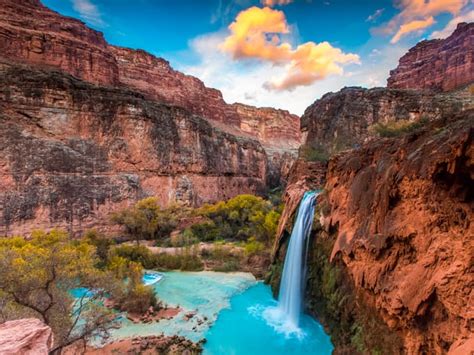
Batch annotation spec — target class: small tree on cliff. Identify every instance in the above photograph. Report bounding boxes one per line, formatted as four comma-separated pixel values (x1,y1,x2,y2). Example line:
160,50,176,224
0,230,119,353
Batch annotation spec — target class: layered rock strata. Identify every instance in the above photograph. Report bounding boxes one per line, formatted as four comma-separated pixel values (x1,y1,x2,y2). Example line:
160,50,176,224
387,22,474,92
0,62,267,235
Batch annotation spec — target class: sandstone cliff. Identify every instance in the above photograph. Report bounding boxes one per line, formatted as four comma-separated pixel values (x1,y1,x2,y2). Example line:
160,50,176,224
0,62,267,235
0,0,301,235
0,0,300,165
300,86,472,154
388,22,473,92
271,21,474,354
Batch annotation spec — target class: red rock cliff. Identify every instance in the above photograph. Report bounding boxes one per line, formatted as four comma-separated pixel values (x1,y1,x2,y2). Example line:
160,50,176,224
0,0,300,155
0,62,268,235
0,0,301,235
387,22,474,92
320,111,473,354
272,25,474,354
0,0,119,85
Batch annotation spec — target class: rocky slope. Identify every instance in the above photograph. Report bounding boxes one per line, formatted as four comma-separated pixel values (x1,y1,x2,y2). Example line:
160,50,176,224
0,0,301,235
388,22,473,92
272,21,474,354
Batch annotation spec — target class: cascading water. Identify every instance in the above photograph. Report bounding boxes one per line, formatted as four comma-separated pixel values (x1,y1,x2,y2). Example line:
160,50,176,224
278,191,317,327
263,191,318,338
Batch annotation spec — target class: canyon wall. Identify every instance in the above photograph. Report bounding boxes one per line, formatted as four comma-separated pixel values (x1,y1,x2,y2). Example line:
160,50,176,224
0,0,301,235
272,21,474,354
300,86,472,154
0,0,300,155
0,62,267,235
387,22,473,92
315,111,473,354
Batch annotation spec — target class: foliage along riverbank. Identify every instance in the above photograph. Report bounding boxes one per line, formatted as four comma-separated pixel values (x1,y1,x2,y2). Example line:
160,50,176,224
0,193,282,351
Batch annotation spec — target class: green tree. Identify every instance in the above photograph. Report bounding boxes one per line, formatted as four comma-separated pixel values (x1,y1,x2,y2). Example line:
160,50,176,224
111,197,181,245
0,230,118,353
196,194,280,244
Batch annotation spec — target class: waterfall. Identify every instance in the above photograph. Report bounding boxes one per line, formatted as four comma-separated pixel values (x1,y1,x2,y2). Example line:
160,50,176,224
278,191,317,329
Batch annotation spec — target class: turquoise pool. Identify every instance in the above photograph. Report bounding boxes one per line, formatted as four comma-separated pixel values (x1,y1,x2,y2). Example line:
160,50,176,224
86,271,333,354
204,282,333,355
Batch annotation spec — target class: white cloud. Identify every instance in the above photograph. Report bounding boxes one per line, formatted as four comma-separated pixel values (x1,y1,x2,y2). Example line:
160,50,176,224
430,9,474,38
176,31,408,116
72,0,105,27
366,8,385,22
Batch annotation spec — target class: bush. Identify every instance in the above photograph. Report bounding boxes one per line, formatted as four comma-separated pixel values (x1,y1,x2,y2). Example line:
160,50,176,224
369,117,428,138
112,261,157,314
300,144,329,162
84,229,113,268
213,260,240,272
121,283,157,314
196,194,280,244
243,237,266,256
110,245,157,269
111,197,181,244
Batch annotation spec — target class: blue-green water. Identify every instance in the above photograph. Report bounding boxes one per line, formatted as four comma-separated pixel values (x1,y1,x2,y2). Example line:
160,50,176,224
86,271,332,354
204,282,333,355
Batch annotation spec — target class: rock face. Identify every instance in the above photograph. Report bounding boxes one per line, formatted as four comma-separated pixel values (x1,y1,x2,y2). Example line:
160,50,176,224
0,0,301,235
319,112,473,354
272,25,474,354
0,0,119,86
300,86,472,153
0,318,53,354
387,22,474,92
0,62,267,235
0,0,300,164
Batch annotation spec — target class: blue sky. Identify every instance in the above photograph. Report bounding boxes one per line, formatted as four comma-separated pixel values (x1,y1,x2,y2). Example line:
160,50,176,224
42,0,473,114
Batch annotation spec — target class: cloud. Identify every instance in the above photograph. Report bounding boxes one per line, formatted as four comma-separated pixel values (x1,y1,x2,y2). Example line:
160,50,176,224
430,8,474,38
391,16,436,43
72,0,104,26
220,6,360,91
366,8,385,22
380,0,468,43
177,29,405,116
261,0,293,6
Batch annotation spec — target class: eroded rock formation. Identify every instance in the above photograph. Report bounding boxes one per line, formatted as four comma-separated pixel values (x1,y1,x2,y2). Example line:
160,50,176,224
272,22,474,354
0,62,267,235
0,318,53,354
0,0,301,235
301,86,472,154
388,22,474,92
321,112,473,353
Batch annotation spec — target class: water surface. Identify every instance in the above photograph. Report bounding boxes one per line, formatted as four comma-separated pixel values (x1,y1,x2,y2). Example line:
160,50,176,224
204,282,333,355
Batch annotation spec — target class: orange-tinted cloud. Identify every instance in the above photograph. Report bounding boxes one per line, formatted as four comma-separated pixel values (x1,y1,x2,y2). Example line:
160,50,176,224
261,0,293,6
221,6,360,91
384,0,468,43
391,16,435,43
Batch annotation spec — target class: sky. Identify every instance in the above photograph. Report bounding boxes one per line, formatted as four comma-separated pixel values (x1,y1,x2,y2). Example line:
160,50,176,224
42,0,473,115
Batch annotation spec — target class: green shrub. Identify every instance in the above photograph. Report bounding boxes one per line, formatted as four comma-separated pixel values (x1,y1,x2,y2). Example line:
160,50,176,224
111,197,181,244
84,229,113,268
110,245,157,269
369,117,428,138
196,194,280,244
213,260,240,272
113,261,157,314
243,237,266,256
300,144,330,162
